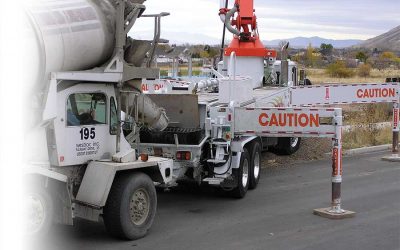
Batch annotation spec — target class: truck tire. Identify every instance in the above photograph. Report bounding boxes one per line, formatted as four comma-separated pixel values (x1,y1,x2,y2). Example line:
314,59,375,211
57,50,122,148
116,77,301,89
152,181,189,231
104,172,157,240
304,78,312,85
249,141,262,189
230,148,250,198
26,187,54,238
276,137,301,155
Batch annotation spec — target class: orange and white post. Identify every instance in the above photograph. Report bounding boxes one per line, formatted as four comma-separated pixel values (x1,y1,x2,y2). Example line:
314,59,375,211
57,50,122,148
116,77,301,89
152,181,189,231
381,86,400,161
391,102,399,156
313,108,355,218
330,111,343,214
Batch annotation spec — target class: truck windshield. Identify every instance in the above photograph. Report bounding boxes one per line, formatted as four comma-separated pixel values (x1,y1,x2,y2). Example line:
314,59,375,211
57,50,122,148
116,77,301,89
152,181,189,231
67,93,107,126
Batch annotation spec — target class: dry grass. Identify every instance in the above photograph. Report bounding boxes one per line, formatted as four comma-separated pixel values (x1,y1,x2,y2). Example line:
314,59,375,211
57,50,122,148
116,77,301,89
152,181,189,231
343,103,392,124
343,127,392,150
342,103,393,149
307,68,400,85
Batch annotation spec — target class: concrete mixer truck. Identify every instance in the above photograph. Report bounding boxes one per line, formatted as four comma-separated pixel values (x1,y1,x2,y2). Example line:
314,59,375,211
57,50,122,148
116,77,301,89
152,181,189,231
24,0,174,240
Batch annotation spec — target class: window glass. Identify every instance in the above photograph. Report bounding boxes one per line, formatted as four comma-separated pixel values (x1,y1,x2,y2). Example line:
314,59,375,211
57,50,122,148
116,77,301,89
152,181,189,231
110,97,118,135
66,93,107,126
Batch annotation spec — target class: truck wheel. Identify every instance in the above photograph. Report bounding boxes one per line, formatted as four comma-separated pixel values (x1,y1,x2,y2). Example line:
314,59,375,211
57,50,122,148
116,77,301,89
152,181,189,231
304,78,312,85
249,141,262,189
230,148,250,198
276,137,301,155
104,172,157,240
26,187,54,238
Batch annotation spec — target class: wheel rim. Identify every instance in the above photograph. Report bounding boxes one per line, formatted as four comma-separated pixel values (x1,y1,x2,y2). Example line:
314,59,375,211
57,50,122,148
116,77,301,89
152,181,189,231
27,194,46,234
242,158,249,187
129,188,150,226
290,137,299,148
253,151,260,180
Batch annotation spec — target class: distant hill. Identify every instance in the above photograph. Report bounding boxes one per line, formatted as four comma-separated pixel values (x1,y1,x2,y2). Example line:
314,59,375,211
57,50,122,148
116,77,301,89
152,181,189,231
264,36,363,49
357,26,400,51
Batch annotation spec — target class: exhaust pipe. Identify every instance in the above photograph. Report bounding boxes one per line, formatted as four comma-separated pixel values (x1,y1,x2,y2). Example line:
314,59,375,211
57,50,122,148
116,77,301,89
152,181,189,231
280,42,290,85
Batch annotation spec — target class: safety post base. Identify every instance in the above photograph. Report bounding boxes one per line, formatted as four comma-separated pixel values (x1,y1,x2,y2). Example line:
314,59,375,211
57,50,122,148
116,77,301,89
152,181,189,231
313,207,356,219
381,154,400,162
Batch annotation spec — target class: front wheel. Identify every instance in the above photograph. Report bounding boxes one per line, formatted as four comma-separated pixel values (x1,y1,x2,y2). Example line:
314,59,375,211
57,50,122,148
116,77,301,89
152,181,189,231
229,148,250,198
25,187,54,238
104,172,157,240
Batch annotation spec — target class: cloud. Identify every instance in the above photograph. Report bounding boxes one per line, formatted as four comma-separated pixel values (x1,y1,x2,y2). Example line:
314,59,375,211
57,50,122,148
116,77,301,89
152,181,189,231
129,0,399,42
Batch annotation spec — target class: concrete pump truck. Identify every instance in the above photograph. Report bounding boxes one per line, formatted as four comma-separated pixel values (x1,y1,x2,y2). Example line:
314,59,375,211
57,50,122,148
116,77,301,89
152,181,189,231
24,0,306,240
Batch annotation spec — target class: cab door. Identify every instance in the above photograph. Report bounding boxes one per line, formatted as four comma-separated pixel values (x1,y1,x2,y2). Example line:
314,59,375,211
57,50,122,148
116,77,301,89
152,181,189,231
54,83,117,166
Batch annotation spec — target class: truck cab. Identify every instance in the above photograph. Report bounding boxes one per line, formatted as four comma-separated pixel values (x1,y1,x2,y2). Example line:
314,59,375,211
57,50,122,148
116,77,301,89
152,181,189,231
49,83,130,166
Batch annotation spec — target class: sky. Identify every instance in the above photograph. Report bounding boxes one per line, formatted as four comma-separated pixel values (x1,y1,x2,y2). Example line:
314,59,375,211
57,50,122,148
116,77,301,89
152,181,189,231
130,0,400,44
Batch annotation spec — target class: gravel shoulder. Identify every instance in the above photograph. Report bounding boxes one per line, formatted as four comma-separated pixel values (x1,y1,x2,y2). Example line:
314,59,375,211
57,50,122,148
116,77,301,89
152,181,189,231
262,138,332,168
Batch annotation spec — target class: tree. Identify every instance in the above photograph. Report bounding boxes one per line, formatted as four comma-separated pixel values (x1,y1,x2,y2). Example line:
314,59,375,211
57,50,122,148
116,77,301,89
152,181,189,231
355,51,368,63
380,51,396,60
358,64,372,77
395,57,400,68
320,43,333,56
375,51,397,70
199,50,210,58
199,45,219,59
208,47,219,58
305,43,317,67
326,61,354,78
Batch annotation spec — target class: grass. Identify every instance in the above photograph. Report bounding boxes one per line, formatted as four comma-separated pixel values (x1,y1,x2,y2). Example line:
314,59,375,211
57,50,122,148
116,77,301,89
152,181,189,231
343,103,392,124
307,68,400,84
343,126,392,150
342,103,394,149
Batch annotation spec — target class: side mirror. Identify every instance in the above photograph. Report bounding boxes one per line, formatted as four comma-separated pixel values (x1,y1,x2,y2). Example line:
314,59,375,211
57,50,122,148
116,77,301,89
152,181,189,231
110,124,118,135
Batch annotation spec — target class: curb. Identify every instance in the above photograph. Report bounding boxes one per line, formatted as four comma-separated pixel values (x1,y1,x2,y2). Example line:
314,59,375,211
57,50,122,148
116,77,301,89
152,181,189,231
344,144,392,156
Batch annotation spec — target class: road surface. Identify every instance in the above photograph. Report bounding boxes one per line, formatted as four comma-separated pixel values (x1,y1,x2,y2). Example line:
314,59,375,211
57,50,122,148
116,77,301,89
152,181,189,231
36,151,400,250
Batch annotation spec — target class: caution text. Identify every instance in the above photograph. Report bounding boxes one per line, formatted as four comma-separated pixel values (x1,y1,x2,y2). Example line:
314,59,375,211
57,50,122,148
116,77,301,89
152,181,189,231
356,88,396,99
259,113,320,128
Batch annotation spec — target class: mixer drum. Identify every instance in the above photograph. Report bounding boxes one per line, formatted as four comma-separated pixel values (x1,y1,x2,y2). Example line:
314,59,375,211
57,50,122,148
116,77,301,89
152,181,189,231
24,0,117,93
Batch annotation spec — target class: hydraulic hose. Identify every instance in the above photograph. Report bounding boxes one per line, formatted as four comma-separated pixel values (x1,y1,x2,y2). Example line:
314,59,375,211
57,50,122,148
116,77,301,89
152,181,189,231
224,6,240,36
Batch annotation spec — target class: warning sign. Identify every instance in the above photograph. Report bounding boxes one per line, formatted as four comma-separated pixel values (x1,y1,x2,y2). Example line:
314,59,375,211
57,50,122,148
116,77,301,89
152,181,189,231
258,112,319,128
234,107,339,137
291,83,399,106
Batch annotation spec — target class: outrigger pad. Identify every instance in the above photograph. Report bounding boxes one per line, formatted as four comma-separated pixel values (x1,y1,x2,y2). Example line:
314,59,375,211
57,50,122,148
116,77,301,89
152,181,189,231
313,208,356,219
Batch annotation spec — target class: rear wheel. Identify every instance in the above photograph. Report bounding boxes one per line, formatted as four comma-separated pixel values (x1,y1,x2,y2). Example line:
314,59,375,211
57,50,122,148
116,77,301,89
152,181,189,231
249,141,262,189
275,137,301,155
230,148,250,198
104,172,157,240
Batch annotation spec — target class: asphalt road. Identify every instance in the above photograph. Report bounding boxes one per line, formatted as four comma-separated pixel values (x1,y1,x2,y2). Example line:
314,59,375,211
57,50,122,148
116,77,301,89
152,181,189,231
37,151,400,250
